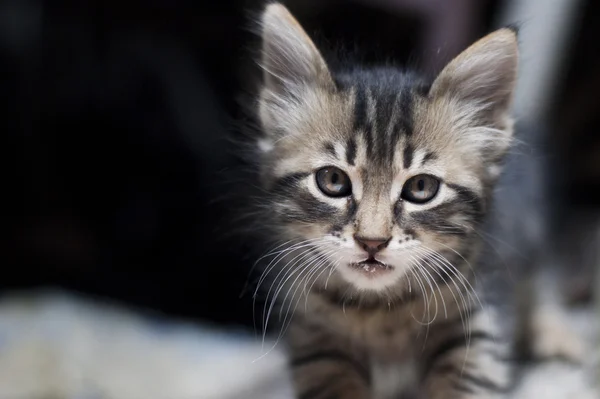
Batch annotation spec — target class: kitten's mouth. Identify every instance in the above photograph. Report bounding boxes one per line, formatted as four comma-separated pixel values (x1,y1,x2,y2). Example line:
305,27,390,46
349,257,393,276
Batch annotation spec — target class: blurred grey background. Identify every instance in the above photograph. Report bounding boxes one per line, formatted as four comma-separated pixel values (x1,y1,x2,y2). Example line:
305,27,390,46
2,0,599,397
3,0,598,344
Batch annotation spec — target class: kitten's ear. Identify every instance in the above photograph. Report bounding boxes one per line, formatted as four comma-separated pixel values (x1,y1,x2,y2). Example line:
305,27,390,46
260,3,333,94
429,28,519,118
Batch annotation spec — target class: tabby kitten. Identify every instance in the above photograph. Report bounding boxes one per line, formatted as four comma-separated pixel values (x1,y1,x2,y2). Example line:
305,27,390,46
253,4,518,398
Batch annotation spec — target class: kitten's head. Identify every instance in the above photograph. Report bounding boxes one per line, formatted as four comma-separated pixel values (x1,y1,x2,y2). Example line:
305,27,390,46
255,4,518,294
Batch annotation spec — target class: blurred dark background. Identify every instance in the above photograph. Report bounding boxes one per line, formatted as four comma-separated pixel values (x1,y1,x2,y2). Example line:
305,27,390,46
4,0,599,328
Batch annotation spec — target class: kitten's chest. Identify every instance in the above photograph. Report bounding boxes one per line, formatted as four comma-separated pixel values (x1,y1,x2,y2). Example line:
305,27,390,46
303,294,433,397
307,294,420,359
371,358,419,399
324,306,422,398
360,310,417,360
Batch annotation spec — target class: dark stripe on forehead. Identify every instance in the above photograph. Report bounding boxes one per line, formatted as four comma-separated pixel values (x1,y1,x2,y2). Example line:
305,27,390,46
388,117,402,163
399,86,414,136
353,85,368,131
324,142,336,157
364,122,374,158
388,88,413,162
422,151,437,165
346,137,357,165
374,92,396,161
353,85,375,158
375,92,394,131
403,142,414,169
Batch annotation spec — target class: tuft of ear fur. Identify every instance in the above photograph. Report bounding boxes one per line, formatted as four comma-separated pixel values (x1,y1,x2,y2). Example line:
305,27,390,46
259,3,333,94
430,28,519,124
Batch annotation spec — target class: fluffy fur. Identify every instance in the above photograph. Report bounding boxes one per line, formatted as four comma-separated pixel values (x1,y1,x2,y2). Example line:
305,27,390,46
252,3,519,398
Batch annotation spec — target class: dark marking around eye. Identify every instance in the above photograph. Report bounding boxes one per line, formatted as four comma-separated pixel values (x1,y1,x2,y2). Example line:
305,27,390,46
272,172,310,194
402,174,439,203
410,184,483,236
324,142,336,157
422,151,437,165
393,200,403,222
411,209,468,236
346,137,357,166
330,197,357,233
446,183,484,216
403,142,414,169
285,191,339,223
346,197,357,219
316,167,352,197
272,172,342,224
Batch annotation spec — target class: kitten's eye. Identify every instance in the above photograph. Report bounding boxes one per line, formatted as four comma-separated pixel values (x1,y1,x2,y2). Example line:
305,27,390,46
401,175,440,204
316,167,352,197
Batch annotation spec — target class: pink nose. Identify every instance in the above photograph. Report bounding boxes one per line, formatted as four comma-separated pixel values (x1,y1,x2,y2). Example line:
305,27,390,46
353,235,391,255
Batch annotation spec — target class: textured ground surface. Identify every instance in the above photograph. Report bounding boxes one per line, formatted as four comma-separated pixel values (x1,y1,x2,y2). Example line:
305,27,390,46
0,290,595,399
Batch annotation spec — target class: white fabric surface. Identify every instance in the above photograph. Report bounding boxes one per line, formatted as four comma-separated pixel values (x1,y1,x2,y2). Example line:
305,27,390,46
0,291,293,399
0,290,595,399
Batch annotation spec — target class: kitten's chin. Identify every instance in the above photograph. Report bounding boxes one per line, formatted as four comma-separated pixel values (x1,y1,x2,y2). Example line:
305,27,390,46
338,261,408,291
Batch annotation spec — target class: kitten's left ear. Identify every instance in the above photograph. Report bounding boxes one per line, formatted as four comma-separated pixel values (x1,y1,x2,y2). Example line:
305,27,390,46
259,3,334,94
429,28,519,120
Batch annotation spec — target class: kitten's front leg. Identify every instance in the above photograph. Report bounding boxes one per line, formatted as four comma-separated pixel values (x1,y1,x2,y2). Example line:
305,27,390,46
288,316,371,399
420,310,512,399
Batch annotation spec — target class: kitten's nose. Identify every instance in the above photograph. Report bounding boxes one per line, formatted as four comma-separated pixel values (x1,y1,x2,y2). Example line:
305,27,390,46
354,235,391,255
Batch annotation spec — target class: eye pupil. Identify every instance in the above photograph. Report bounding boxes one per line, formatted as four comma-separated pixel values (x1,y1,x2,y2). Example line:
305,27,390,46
316,167,352,197
401,174,440,204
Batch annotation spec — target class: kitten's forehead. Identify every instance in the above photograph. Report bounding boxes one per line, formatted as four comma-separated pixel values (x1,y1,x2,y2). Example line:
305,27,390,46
270,67,487,193
277,70,428,163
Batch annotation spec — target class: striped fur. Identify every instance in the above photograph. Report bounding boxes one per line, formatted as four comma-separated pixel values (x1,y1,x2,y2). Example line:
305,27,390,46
253,4,519,399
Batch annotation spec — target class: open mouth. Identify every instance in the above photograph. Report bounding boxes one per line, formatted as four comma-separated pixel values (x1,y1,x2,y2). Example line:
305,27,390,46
350,257,393,274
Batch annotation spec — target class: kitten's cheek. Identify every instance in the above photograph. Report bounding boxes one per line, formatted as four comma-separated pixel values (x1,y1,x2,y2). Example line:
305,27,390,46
335,252,358,265
327,236,356,249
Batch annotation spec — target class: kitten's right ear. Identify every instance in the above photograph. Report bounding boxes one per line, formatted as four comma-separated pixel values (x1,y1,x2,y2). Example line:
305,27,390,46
429,28,519,118
259,3,333,94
